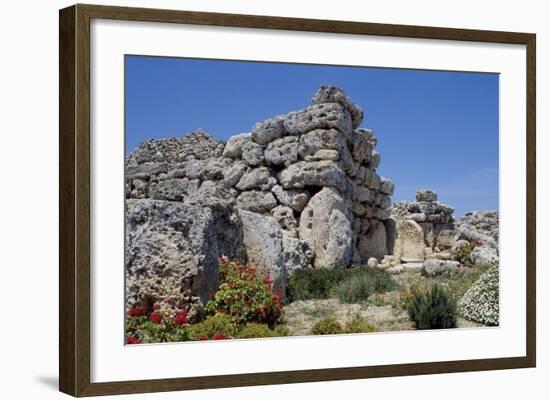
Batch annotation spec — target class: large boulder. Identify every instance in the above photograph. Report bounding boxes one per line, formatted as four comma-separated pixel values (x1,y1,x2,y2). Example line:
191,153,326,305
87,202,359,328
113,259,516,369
423,259,460,276
222,133,251,159
239,209,286,293
150,178,199,201
264,136,299,166
310,85,363,129
416,189,438,202
471,246,499,266
222,162,248,187
125,199,244,310
127,162,168,180
271,185,310,212
284,103,353,135
241,141,265,166
299,187,353,267
236,190,277,214
278,161,348,192
251,115,287,145
235,167,276,191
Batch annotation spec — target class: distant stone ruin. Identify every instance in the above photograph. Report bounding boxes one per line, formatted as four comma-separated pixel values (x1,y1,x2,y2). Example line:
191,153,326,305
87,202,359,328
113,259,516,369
124,85,498,315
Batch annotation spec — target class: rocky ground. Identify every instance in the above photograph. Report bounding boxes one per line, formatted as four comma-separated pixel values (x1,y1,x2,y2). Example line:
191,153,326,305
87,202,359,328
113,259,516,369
283,267,487,336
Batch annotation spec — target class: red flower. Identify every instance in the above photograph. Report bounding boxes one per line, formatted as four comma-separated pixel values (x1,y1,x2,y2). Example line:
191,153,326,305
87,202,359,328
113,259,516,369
150,313,162,324
126,336,141,344
174,310,188,325
153,303,161,310
212,333,229,340
128,304,147,317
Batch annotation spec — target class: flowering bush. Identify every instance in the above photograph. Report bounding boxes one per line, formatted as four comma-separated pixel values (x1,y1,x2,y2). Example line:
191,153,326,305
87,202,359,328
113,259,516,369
458,265,499,326
206,258,284,328
125,300,192,344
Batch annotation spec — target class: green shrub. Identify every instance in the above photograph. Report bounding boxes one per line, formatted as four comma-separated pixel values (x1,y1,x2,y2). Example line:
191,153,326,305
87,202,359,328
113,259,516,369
287,267,348,301
371,293,386,307
458,265,499,326
332,274,372,303
237,323,277,339
406,284,458,329
206,258,284,328
273,325,291,337
352,266,397,293
189,314,236,340
454,242,474,265
311,317,344,335
344,314,377,333
441,262,492,299
287,266,397,303
236,323,290,339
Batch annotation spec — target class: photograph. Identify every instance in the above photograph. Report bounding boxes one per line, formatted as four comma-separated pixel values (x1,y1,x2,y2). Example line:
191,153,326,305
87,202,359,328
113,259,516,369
124,55,500,344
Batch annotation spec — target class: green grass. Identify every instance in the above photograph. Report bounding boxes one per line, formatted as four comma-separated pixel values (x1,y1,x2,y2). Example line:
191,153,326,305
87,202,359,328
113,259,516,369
287,265,397,303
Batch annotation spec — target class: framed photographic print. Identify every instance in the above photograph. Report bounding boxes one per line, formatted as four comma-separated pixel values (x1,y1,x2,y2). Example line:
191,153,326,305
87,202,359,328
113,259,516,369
59,4,536,397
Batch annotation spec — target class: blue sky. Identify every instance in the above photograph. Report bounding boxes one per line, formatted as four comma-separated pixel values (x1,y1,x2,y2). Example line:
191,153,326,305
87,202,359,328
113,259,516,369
125,56,499,216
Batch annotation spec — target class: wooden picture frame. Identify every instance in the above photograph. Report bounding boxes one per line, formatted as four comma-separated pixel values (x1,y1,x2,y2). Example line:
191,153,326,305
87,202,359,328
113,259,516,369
59,3,536,397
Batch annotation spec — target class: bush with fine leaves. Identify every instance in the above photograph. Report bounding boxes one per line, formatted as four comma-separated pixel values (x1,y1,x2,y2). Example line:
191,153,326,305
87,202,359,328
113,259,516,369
287,267,349,301
407,284,458,329
311,317,344,335
287,266,396,302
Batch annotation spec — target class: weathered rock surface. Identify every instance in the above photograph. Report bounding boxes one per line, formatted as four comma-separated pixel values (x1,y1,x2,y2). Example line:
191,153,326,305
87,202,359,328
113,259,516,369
392,219,425,260
423,259,460,276
284,103,352,136
387,191,499,272
310,85,364,129
125,198,244,312
299,187,354,267
271,185,310,212
251,115,287,145
389,191,455,253
236,190,277,214
222,133,251,159
125,86,395,307
239,209,314,297
265,136,299,166
127,130,224,165
278,161,347,191
239,209,286,292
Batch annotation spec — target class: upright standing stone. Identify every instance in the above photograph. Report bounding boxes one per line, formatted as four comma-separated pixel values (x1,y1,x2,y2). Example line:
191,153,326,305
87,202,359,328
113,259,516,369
299,187,353,268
